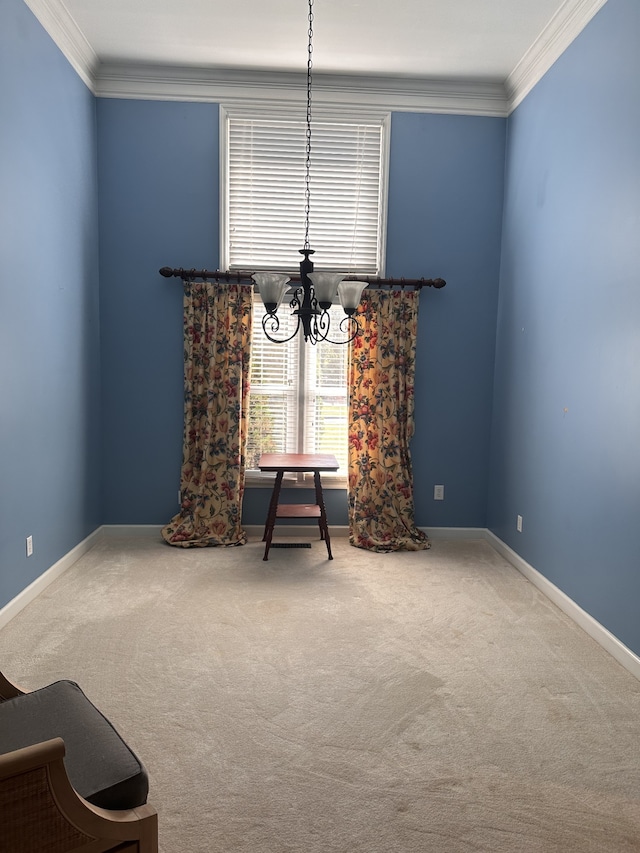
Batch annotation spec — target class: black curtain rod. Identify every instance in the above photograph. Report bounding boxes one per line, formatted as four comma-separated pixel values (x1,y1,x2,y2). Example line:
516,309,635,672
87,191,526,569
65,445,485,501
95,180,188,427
159,267,446,290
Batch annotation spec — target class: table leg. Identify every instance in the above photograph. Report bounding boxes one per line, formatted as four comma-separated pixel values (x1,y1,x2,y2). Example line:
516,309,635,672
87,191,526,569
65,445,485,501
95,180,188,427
263,470,284,561
314,470,333,560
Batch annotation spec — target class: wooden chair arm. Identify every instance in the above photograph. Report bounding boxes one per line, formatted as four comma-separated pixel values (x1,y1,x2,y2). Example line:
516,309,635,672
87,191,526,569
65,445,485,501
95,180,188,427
0,738,158,853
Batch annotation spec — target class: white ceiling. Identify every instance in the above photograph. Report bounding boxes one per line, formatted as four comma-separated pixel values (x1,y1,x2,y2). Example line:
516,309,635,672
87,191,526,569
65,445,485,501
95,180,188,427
25,0,607,112
48,0,581,79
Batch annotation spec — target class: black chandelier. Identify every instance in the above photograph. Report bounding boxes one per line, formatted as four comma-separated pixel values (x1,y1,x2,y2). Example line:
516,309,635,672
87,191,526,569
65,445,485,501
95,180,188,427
251,0,367,345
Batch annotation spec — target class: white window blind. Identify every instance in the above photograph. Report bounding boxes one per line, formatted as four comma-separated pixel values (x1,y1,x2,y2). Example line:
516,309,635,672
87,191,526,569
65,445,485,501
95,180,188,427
224,111,386,274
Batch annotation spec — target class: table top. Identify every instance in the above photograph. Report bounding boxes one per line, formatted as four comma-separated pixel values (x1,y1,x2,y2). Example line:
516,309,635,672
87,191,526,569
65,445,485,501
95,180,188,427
258,453,339,472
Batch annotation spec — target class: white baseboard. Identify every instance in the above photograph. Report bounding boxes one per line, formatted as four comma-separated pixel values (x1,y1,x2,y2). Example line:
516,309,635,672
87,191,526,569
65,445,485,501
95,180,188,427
423,526,488,540
485,530,640,682
0,527,104,631
101,524,163,538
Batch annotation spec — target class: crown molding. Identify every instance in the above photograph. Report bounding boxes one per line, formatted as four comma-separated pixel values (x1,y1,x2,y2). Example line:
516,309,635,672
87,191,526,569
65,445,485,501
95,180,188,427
506,0,609,112
23,0,99,90
95,64,509,117
23,0,608,117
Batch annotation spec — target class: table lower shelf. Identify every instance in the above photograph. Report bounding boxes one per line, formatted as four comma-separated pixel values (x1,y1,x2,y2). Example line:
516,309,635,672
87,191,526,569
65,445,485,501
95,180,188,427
275,504,321,519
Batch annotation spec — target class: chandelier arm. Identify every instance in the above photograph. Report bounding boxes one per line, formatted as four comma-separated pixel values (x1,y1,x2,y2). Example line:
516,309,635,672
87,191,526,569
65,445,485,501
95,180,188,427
262,312,302,345
312,309,331,342
313,315,362,345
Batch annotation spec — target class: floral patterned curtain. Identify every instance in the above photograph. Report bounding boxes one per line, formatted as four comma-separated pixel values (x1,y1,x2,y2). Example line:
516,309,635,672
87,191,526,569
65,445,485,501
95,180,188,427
162,281,253,548
348,289,430,552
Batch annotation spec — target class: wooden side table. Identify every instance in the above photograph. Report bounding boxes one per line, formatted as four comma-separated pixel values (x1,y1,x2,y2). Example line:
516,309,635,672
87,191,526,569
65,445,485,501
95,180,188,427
258,453,339,561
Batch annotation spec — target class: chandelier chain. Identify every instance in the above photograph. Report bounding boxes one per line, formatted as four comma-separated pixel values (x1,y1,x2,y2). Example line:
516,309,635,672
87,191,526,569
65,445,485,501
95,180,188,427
304,0,314,251
253,0,364,345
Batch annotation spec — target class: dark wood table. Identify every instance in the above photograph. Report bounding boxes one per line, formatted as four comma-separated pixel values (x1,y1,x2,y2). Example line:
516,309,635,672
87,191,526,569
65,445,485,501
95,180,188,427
258,453,339,561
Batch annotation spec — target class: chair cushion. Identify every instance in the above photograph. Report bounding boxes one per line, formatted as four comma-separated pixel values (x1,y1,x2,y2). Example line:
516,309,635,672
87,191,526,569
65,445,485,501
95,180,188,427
0,680,148,810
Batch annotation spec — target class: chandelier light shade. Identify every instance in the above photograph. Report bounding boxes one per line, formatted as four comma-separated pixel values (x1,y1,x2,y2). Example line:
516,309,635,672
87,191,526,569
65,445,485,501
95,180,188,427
251,273,290,313
307,272,345,310
337,280,369,315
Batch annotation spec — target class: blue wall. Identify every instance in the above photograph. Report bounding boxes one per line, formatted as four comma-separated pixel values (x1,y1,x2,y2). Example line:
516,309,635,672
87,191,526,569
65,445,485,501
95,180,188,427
97,99,219,524
387,113,505,528
488,0,640,653
0,0,101,609
97,103,505,528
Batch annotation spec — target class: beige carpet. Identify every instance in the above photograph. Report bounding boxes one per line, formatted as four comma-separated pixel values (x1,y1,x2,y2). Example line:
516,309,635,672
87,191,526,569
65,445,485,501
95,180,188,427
2,533,640,852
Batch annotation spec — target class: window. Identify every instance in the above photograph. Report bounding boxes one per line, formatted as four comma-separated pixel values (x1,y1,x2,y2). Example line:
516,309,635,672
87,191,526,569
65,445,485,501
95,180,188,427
246,299,350,483
221,104,389,483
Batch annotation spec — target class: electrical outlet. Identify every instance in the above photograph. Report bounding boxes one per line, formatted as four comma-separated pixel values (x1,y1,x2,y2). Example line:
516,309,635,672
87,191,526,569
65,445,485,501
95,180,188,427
517,515,523,533
26,535,33,557
434,484,445,501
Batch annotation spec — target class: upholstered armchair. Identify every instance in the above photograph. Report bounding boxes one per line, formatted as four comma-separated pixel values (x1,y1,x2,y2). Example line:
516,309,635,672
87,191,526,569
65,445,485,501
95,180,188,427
0,669,158,853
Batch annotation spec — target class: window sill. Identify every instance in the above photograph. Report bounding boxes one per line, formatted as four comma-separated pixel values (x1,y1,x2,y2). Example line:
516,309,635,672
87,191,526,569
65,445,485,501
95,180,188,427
245,472,347,490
